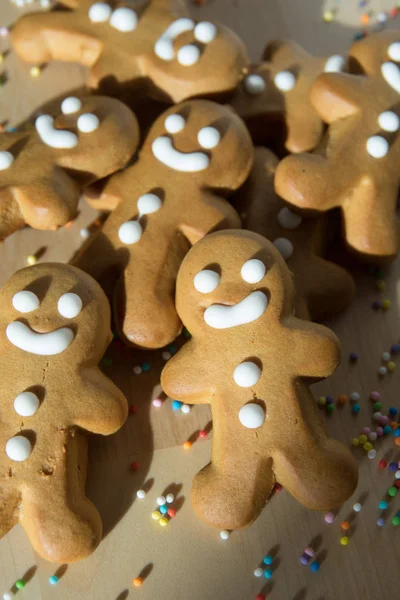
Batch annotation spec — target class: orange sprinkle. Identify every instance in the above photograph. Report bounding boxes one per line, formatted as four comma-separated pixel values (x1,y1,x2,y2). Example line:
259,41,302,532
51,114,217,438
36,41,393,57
183,441,192,450
64,220,73,228
337,394,348,406
395,438,400,446
133,577,143,588
391,421,398,429
341,520,350,531
360,13,370,25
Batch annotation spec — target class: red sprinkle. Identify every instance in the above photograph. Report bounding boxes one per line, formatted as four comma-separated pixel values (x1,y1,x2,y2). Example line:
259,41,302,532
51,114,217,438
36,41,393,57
129,405,137,414
167,508,176,518
256,595,266,600
130,461,140,471
199,430,207,439
379,460,387,469
395,480,400,489
274,483,283,492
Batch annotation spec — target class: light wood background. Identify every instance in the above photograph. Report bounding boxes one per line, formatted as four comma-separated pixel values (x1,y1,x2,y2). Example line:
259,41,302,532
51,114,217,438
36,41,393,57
1,1,400,599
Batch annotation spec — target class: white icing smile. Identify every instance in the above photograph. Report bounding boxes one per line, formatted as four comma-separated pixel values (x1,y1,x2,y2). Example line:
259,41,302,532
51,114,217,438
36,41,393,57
204,291,268,329
6,321,74,355
36,115,78,149
152,136,209,172
154,18,217,66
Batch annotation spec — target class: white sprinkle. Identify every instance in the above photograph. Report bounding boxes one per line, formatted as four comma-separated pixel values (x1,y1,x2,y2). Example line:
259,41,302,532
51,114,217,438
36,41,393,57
395,470,400,479
353,503,362,512
382,352,391,362
350,392,360,402
162,351,172,361
157,495,166,506
181,404,191,414
368,449,377,459
254,567,263,577
80,228,90,239
378,366,388,376
133,366,142,375
373,411,382,421
152,398,163,408
166,493,175,503
377,11,388,23
220,530,230,540
136,489,146,499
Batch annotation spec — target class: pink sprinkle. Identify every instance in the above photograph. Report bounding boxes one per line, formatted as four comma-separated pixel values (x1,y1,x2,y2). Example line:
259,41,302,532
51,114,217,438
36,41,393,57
369,432,377,442
376,426,384,437
380,415,389,426
304,547,315,557
324,512,335,524
362,427,371,434
152,398,163,408
199,430,207,439
0,27,9,38
370,391,380,401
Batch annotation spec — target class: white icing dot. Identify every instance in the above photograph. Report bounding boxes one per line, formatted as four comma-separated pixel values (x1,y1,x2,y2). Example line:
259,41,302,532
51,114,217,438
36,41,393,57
177,44,200,66
109,7,138,32
238,403,265,429
243,74,266,95
388,42,400,62
197,126,220,149
61,96,82,115
193,270,220,293
274,71,296,92
6,436,32,462
165,114,186,134
12,290,40,313
220,530,230,540
136,489,146,499
154,18,195,61
119,221,142,244
277,206,302,229
233,362,261,388
58,293,82,319
14,391,40,417
88,2,111,23
194,21,217,44
366,135,389,158
77,113,99,133
324,55,345,73
241,259,266,284
273,238,294,260
381,61,400,93
137,193,162,215
378,111,399,132
0,151,14,170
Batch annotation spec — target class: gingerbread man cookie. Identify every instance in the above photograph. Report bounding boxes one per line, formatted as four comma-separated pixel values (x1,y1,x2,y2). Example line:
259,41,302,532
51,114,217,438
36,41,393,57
12,0,248,103
74,100,253,349
161,230,358,530
0,263,128,562
230,40,347,153
234,147,355,321
275,30,400,262
0,94,139,241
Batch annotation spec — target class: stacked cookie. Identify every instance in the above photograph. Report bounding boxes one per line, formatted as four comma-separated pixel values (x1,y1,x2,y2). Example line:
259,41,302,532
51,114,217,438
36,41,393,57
10,0,400,561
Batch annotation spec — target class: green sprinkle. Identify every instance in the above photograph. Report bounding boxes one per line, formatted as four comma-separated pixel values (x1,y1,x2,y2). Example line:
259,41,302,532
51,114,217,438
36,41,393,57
16,580,25,590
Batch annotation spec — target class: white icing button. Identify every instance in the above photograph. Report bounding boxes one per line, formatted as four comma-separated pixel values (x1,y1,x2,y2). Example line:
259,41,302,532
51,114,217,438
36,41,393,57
58,293,83,319
36,115,78,149
241,259,265,284
165,114,186,134
244,74,266,95
14,391,40,417
277,206,302,229
378,111,400,132
0,151,14,170
177,44,200,66
118,221,142,244
12,290,40,313
6,322,74,355
273,238,294,260
77,113,99,133
388,42,400,62
154,18,195,61
197,127,220,149
381,61,400,94
194,21,217,44
194,270,220,293
233,361,261,387
5,436,32,462
366,135,389,159
238,403,265,429
88,2,111,23
109,7,138,32
204,291,268,329
61,96,82,115
324,55,345,73
137,193,162,215
274,71,296,92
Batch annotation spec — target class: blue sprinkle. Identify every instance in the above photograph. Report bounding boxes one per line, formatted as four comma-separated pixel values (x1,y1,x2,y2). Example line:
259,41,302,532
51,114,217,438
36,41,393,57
379,500,388,510
141,362,151,372
389,407,398,416
168,344,177,355
263,569,273,579
310,561,320,572
389,462,398,472
383,425,393,435
352,404,361,414
49,576,59,585
263,555,273,565
159,504,168,514
172,400,183,411
326,396,334,405
394,428,400,438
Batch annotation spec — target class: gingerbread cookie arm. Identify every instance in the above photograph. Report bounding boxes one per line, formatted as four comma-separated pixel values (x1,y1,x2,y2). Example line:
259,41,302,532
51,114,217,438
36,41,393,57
310,72,363,123
72,230,122,296
287,320,340,379
179,192,241,245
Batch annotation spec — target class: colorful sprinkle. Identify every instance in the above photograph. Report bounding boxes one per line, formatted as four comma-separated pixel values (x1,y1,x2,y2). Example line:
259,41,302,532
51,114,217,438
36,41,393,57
220,530,230,540
171,400,183,411
136,489,145,500
340,536,349,546
377,517,385,527
353,503,362,512
324,512,335,524
49,576,59,585
15,581,25,590
133,577,143,588
310,561,320,572
263,569,273,579
263,555,273,565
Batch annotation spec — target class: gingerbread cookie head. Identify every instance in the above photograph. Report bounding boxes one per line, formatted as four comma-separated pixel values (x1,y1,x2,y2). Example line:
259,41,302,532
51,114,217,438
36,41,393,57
0,94,139,240
12,1,248,103
162,230,358,529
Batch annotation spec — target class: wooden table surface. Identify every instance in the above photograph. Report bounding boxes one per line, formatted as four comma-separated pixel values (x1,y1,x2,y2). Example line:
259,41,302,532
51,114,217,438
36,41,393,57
1,1,400,599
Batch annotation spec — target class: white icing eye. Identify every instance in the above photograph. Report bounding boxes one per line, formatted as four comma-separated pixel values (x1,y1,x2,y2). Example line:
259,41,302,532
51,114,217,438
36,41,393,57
324,55,345,73
118,221,143,244
177,45,200,66
366,135,389,158
61,96,82,115
277,207,302,229
58,293,83,319
388,42,400,61
165,114,186,134
12,290,40,313
244,74,266,95
14,391,40,417
77,113,99,133
109,7,138,32
193,270,220,293
381,62,400,93
233,361,261,387
194,22,217,44
238,403,265,429
0,151,14,170
274,71,296,92
197,127,220,149
273,238,294,260
88,2,112,23
241,259,265,284
6,436,32,462
378,111,400,132
137,193,162,215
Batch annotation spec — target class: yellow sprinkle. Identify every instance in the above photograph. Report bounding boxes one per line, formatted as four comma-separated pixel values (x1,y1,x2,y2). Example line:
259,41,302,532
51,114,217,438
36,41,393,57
0,54,4,64
30,66,41,78
340,536,349,546
151,510,160,521
363,442,373,452
159,517,169,527
388,361,396,372
382,299,391,310
183,441,192,450
351,438,359,447
376,280,385,291
318,396,326,406
26,255,37,265
358,434,367,444
323,10,334,22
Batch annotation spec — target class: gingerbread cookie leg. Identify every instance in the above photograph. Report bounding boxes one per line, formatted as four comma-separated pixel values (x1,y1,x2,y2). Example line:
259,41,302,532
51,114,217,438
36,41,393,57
20,433,102,563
